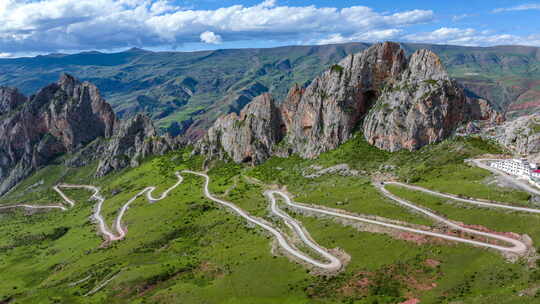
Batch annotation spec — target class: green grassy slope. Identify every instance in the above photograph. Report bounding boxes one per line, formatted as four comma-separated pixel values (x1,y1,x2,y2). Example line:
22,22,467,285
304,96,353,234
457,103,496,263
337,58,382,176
3,136,540,303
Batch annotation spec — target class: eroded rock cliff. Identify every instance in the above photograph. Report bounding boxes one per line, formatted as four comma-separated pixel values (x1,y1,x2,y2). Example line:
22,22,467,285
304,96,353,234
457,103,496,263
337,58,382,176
0,74,174,195
362,49,501,151
96,113,175,176
196,93,284,164
486,114,540,156
0,74,116,195
198,42,502,163
0,87,26,114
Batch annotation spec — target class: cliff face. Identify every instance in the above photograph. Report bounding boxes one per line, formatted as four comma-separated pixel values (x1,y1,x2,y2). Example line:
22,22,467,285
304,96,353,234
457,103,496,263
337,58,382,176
196,93,284,164
0,74,116,195
0,87,26,114
362,49,501,151
487,114,540,156
0,75,174,195
198,42,502,163
96,113,175,176
282,42,407,157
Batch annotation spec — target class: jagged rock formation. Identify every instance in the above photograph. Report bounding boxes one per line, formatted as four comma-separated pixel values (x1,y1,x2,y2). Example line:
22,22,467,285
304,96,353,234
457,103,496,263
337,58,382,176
196,94,284,164
198,42,502,163
486,114,540,156
281,42,407,157
96,113,175,176
0,74,174,196
0,87,26,114
0,74,116,195
363,49,502,151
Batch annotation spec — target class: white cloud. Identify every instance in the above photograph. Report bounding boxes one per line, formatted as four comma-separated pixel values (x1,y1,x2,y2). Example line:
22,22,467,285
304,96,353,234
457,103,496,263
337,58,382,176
452,14,471,22
315,29,402,45
493,4,540,13
403,27,540,47
200,31,222,44
0,0,434,54
0,52,12,58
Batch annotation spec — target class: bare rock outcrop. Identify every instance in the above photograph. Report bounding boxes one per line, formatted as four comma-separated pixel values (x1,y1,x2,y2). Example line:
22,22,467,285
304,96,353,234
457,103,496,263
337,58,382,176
485,114,540,156
0,87,26,114
196,93,284,164
96,113,175,176
282,42,407,157
198,41,502,163
364,49,505,151
0,74,116,195
0,74,177,195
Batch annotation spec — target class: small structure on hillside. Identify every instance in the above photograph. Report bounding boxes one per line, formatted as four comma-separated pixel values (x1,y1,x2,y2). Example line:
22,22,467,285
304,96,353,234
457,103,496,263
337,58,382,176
490,158,540,188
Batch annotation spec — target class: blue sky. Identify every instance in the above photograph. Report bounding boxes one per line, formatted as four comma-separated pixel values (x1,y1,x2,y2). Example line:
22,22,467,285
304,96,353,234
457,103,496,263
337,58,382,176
0,0,539,57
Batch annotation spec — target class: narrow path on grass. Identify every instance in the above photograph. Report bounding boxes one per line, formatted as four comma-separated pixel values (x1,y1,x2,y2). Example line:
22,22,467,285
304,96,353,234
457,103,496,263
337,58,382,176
183,170,343,272
266,186,527,256
376,183,528,254
0,172,184,243
384,182,540,214
3,164,537,273
59,172,184,242
185,170,533,273
0,185,78,211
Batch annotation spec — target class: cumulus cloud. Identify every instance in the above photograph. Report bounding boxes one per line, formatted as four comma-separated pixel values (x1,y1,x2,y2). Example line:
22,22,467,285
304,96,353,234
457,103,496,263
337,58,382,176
403,27,540,47
493,4,540,13
200,31,222,44
0,0,434,54
315,29,402,45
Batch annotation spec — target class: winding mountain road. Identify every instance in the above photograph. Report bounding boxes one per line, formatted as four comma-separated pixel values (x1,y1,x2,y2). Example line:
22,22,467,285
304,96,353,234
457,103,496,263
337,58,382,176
186,170,534,272
0,173,184,243
2,160,539,272
384,182,540,214
183,170,343,271
63,172,184,242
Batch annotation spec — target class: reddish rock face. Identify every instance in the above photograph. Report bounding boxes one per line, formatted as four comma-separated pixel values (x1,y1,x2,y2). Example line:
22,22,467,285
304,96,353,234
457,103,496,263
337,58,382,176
280,42,409,158
363,48,503,152
0,74,117,195
198,41,503,163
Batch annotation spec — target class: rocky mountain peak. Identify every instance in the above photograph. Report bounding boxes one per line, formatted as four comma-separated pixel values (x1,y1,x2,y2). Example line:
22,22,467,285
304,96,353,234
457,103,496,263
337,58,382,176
43,73,116,151
58,73,79,93
404,49,449,82
350,41,407,88
0,74,118,195
96,113,175,177
197,41,503,163
196,93,284,164
0,86,27,115
0,75,174,196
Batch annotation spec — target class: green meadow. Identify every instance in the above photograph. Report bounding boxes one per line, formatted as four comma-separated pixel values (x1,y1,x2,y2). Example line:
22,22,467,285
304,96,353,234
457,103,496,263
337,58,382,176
2,137,540,303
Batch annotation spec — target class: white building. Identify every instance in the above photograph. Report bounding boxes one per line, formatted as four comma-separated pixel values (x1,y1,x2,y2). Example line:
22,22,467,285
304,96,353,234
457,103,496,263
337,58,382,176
490,158,533,178
490,158,540,188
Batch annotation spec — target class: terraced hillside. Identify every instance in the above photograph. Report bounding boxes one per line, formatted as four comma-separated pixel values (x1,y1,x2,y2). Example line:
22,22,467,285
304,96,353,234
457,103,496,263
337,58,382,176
1,43,539,136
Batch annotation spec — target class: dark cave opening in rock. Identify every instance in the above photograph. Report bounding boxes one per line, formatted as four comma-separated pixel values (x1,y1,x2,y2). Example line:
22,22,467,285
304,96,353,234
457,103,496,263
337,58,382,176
363,90,378,112
242,156,253,163
351,89,379,132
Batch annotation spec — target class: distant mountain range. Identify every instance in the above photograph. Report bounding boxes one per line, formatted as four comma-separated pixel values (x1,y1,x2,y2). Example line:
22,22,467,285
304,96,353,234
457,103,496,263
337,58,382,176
1,42,539,137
